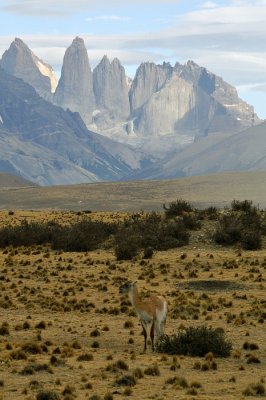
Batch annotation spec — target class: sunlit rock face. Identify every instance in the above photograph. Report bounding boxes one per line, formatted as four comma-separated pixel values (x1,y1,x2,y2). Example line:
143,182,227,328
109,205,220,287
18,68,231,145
53,37,96,124
0,37,57,100
129,61,173,114
93,55,130,121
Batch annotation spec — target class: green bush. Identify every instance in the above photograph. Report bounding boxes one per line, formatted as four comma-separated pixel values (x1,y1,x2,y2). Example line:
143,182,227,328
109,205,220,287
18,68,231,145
36,391,60,400
163,199,193,218
202,206,218,220
51,220,116,252
213,200,263,250
155,326,232,357
143,246,154,259
241,229,262,250
113,212,190,260
115,233,139,261
231,199,254,212
243,382,265,396
213,214,242,245
0,219,116,252
0,220,61,248
182,213,201,230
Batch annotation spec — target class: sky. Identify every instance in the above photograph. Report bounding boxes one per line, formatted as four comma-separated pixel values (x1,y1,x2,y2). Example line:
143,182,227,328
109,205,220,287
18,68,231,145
0,0,266,118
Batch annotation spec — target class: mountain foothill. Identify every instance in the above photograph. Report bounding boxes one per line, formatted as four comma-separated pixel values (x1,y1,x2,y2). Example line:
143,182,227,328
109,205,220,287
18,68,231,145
0,36,265,185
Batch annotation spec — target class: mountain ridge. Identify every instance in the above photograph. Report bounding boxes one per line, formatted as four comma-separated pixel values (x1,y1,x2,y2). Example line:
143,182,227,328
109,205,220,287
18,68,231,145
0,67,142,185
0,37,265,186
1,37,259,141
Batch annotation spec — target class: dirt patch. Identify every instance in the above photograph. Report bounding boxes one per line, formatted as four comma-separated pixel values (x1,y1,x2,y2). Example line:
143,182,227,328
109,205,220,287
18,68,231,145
176,279,247,291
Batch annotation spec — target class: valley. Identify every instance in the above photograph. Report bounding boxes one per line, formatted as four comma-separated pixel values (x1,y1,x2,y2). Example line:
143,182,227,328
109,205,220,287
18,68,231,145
0,207,265,399
0,171,266,211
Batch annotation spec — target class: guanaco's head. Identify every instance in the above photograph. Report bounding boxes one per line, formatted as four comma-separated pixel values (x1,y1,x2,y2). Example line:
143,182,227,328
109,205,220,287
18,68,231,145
119,281,137,294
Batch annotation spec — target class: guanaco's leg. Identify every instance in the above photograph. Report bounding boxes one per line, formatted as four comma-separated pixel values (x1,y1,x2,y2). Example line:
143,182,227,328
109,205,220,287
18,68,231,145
141,323,147,351
150,321,155,351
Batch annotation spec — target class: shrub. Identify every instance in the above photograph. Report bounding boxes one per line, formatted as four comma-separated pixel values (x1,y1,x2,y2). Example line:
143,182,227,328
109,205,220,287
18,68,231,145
114,375,137,387
20,363,52,375
36,391,60,400
52,220,117,252
76,353,93,362
213,201,263,249
143,246,154,259
114,232,139,261
213,214,242,245
165,376,188,388
0,219,117,252
144,364,160,376
163,199,193,218
182,213,201,230
231,200,254,212
243,382,265,396
114,212,190,260
155,326,232,357
203,206,218,220
0,322,9,336
241,229,262,250
21,342,42,354
0,220,61,248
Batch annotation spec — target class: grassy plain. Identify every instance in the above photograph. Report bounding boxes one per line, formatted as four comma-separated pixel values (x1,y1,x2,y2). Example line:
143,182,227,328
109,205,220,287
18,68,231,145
1,171,266,211
0,209,265,400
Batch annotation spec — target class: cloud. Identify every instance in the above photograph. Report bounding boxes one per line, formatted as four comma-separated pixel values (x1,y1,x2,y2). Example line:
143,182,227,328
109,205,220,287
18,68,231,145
1,1,266,88
85,15,132,22
236,82,266,92
201,1,218,8
0,0,178,16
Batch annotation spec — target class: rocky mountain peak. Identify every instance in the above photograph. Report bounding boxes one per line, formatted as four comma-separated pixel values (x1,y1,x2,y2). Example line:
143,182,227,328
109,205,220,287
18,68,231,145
73,36,84,44
92,55,130,123
111,57,121,67
102,54,110,63
174,61,258,127
0,37,57,99
53,37,95,124
129,61,173,113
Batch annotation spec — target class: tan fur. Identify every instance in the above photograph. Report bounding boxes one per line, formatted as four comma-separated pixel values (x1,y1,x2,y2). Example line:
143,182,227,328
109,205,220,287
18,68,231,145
120,281,167,351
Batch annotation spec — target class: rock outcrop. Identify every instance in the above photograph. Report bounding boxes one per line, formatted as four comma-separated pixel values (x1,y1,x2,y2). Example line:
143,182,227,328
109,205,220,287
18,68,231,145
93,55,130,124
53,37,95,124
129,62,172,113
134,74,223,136
1,38,258,141
0,37,57,100
0,67,140,185
174,61,258,129
130,60,258,138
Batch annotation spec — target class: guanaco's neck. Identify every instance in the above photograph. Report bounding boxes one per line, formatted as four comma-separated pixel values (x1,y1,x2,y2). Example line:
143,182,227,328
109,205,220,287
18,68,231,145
128,284,141,309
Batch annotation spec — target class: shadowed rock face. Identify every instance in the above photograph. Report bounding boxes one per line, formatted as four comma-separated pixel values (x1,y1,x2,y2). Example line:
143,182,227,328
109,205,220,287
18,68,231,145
1,37,258,140
133,74,223,137
53,37,96,124
129,62,173,114
0,37,57,100
174,60,258,128
0,37,263,186
93,55,130,119
0,67,139,185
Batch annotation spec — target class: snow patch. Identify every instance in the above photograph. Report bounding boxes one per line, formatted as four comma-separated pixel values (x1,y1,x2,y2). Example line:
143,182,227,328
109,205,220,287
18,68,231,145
0,115,3,124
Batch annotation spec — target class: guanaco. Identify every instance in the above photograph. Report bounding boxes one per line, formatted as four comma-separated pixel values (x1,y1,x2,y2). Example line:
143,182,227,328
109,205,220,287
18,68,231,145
119,281,167,351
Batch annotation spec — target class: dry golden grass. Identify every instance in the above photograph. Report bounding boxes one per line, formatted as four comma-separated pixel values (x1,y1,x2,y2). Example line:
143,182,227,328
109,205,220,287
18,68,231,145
1,171,266,211
0,210,265,400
